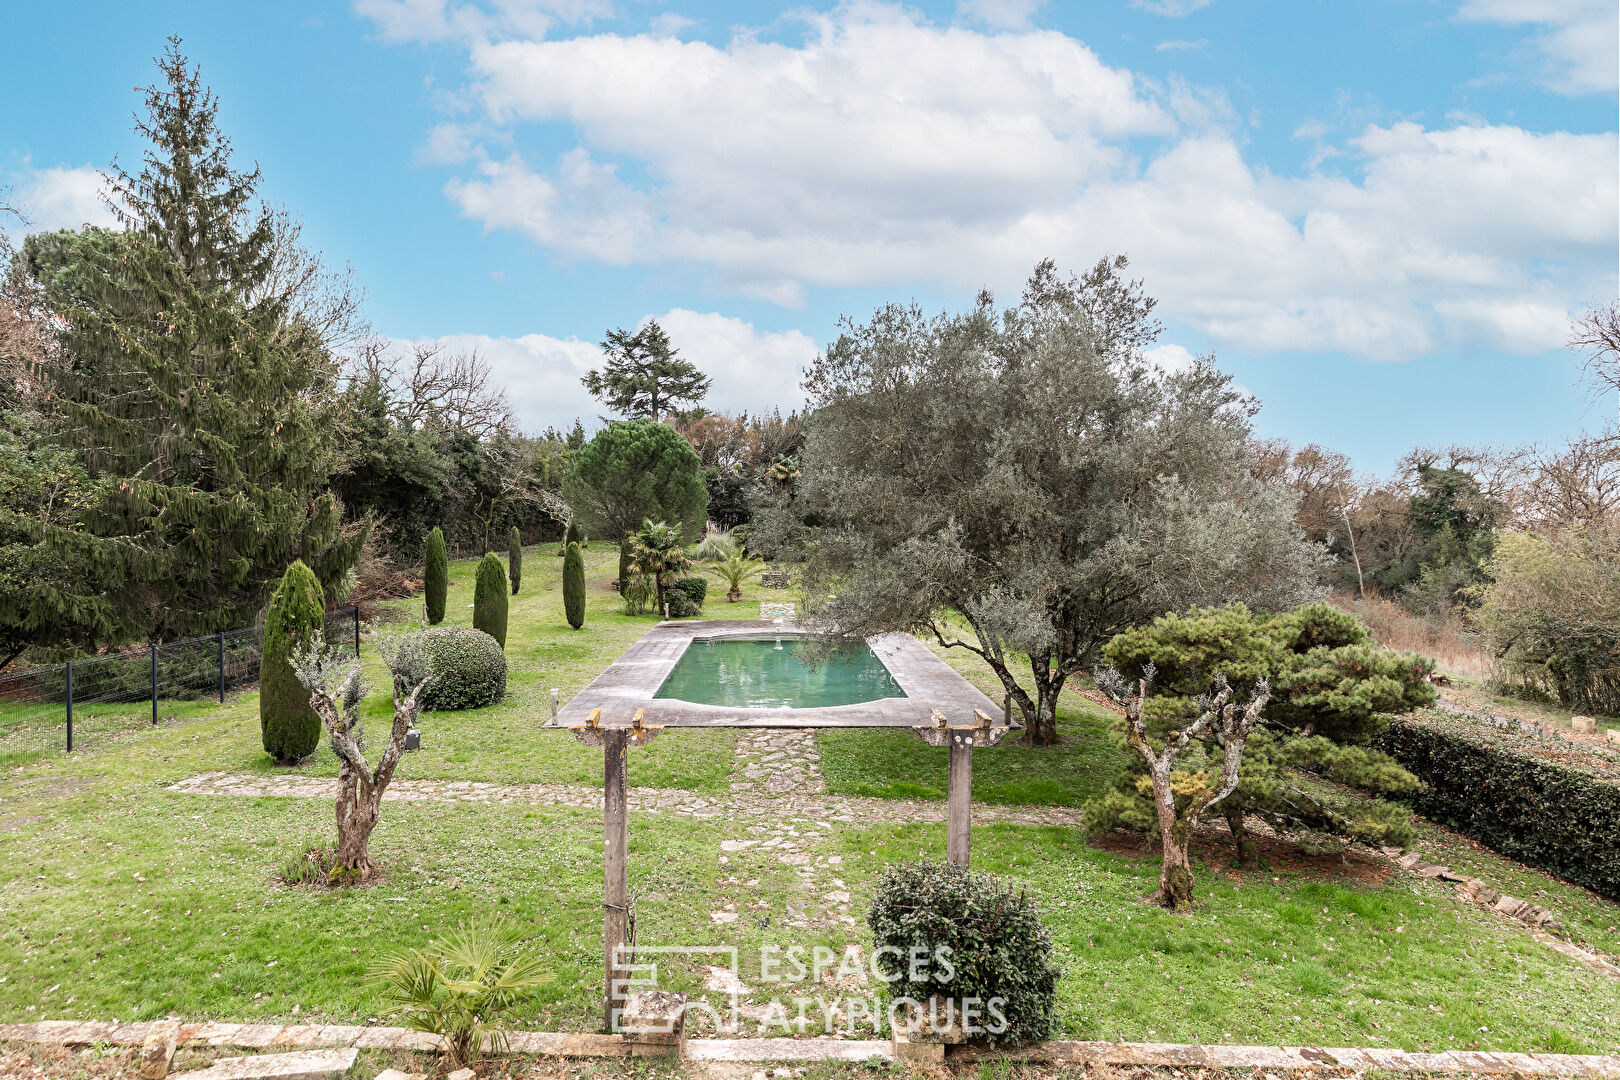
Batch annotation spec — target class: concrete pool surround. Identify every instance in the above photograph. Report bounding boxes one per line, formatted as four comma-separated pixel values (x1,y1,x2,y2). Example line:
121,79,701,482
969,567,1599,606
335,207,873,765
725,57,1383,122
551,619,1001,729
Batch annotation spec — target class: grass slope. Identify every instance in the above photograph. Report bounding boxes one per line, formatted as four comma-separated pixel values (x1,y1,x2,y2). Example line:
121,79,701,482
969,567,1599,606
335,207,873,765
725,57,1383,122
1,547,1618,1054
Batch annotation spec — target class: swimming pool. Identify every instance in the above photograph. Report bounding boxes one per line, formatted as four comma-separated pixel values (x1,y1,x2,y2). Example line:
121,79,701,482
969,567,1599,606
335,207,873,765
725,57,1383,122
653,635,906,709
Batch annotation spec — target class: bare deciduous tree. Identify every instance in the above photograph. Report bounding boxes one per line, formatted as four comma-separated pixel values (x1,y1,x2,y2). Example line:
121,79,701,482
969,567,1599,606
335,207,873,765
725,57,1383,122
1571,301,1620,424
255,206,370,353
292,631,431,881
1522,432,1620,530
348,337,514,437
1096,664,1271,912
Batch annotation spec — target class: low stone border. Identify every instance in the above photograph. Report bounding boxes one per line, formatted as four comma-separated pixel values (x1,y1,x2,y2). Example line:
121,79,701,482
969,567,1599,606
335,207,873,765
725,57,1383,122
1376,846,1620,978
4,1020,1617,1076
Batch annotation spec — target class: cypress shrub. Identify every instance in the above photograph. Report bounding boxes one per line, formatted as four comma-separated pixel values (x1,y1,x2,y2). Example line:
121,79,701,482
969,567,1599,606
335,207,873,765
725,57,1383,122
1377,713,1620,899
509,526,523,595
424,527,448,625
868,861,1061,1045
563,541,586,630
260,560,326,764
473,553,509,648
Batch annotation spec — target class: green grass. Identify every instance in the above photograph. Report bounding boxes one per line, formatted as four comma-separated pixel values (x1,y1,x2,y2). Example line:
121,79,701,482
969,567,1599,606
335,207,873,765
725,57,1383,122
817,642,1127,807
2,546,1618,1054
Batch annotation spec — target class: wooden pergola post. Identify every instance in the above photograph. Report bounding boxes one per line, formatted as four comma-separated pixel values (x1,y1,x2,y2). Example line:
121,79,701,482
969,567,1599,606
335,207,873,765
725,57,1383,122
946,732,973,866
603,727,630,1033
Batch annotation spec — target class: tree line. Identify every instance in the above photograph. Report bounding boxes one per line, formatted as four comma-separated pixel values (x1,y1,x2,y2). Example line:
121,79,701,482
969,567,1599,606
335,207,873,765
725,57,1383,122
0,40,800,670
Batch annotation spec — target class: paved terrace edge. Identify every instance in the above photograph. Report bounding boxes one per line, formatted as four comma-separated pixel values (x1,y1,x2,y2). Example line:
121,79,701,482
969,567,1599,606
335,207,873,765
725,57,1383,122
3,1021,1617,1075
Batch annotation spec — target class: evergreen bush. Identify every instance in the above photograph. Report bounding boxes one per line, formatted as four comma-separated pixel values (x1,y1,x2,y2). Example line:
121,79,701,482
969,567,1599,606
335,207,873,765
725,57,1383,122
666,590,699,618
424,527,448,625
395,626,507,711
260,560,326,764
473,553,509,648
1378,713,1620,899
867,861,1060,1045
563,542,586,630
508,526,523,595
672,577,707,605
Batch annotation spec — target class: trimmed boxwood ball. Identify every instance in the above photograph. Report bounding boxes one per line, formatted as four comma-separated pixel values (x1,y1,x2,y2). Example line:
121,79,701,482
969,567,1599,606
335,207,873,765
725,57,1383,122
424,526,448,625
672,576,707,606
867,861,1061,1046
473,552,509,648
563,541,586,629
409,626,507,711
509,525,523,595
260,560,326,764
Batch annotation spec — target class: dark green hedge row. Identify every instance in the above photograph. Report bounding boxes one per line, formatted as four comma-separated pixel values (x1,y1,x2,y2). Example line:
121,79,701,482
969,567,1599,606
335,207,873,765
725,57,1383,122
1376,712,1620,899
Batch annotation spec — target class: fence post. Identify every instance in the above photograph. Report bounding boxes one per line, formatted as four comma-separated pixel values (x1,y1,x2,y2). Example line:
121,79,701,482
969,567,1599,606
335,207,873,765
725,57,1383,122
218,631,226,704
150,643,158,726
65,660,73,753
353,606,361,657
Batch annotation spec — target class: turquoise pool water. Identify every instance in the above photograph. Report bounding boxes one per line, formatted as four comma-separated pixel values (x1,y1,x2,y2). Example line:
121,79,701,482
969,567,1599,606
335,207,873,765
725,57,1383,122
654,636,906,708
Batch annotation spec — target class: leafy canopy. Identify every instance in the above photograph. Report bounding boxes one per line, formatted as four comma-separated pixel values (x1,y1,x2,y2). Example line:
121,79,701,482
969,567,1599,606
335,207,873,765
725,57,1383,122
799,257,1326,744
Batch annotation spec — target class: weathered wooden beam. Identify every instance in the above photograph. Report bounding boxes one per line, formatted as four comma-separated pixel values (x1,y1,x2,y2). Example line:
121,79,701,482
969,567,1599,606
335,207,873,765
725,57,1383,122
603,727,630,1033
946,731,973,867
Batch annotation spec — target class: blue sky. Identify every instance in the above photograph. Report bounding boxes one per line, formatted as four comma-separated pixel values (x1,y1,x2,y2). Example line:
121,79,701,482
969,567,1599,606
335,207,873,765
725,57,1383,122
3,0,1616,473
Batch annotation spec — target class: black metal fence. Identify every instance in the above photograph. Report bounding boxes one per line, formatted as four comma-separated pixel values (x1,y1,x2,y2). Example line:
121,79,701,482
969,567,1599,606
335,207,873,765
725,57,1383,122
0,606,359,751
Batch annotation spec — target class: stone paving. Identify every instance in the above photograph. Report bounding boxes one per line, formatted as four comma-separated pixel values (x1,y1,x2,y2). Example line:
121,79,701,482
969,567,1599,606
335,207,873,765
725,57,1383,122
4,1020,1619,1075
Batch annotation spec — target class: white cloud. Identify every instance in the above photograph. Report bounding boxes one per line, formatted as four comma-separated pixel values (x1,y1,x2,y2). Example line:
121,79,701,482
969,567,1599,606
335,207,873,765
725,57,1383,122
369,2,1618,363
1143,343,1198,374
1131,0,1215,16
1458,0,1618,95
7,165,119,235
1155,38,1207,52
402,310,817,433
648,12,694,37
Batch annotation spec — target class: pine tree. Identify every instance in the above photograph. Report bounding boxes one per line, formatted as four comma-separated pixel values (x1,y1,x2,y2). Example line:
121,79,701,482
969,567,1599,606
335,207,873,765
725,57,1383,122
563,541,586,630
473,552,508,648
508,525,523,594
260,559,325,764
581,320,710,422
424,527,448,625
19,38,358,642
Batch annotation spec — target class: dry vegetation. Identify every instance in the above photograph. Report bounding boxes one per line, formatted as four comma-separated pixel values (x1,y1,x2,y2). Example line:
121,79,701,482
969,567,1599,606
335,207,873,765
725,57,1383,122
1329,589,1492,681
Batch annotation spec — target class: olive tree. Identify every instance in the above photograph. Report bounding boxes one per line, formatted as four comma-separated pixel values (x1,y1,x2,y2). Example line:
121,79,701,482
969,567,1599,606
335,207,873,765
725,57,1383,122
292,630,431,881
799,258,1325,745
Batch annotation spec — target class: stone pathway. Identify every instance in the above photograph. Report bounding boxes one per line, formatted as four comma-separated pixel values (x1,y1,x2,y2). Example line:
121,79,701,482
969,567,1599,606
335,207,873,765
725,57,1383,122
730,730,826,798
165,771,1082,828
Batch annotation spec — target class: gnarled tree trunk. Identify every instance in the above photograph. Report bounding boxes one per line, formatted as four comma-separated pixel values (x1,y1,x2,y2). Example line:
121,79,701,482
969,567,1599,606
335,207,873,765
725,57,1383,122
1101,665,1270,912
311,671,425,881
1224,805,1259,869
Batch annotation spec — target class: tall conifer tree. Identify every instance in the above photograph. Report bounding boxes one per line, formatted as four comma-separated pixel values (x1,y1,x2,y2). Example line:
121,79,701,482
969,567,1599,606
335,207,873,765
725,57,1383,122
20,38,357,642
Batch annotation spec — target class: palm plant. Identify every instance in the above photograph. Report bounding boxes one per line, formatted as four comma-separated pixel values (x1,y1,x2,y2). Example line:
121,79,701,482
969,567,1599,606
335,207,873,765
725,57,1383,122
627,519,692,616
691,526,739,562
707,547,765,601
371,922,548,1069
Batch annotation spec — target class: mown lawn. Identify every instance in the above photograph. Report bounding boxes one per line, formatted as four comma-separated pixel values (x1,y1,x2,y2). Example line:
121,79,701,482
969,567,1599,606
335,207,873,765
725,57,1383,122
2,546,1619,1056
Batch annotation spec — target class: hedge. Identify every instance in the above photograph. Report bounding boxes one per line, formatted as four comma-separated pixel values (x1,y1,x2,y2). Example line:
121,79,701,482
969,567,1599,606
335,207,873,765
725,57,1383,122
867,861,1061,1045
1376,711,1620,899
672,577,707,606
